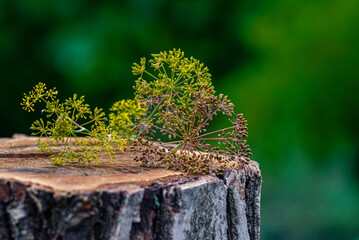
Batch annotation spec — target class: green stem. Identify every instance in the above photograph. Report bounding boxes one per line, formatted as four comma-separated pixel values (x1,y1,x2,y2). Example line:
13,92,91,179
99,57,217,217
144,70,159,80
81,119,95,126
161,65,168,78
164,140,183,144
62,136,70,156
147,98,165,121
68,118,91,134
174,72,184,85
195,126,234,139
200,138,229,141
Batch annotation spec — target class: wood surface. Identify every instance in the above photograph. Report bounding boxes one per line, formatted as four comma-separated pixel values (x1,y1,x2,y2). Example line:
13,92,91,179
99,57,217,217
0,135,262,240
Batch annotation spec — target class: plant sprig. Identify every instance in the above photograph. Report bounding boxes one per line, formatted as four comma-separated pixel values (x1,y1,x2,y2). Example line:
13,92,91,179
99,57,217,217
22,49,252,175
131,49,252,174
21,82,126,165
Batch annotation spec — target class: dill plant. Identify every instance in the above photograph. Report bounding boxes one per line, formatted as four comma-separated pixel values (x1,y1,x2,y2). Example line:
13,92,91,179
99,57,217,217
21,82,126,165
131,49,252,174
21,49,252,174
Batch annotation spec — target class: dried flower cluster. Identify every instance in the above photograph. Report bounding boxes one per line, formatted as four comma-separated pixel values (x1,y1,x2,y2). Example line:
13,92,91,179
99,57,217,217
22,49,252,174
21,83,126,165
131,49,252,174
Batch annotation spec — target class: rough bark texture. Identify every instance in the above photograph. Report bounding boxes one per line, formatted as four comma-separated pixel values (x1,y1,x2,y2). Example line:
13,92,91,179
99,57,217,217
0,136,262,240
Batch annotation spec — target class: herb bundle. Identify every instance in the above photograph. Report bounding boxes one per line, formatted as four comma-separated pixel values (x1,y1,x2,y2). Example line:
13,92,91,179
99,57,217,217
22,49,252,174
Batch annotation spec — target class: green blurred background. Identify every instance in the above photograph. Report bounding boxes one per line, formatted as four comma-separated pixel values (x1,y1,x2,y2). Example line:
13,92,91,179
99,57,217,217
1,0,358,239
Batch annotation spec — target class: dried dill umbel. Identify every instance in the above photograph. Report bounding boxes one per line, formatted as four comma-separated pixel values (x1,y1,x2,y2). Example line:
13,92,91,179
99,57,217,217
131,49,252,174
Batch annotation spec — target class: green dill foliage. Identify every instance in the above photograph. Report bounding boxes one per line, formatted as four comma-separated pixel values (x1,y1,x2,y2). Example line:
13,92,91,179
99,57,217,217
132,49,252,174
109,99,145,139
21,82,126,165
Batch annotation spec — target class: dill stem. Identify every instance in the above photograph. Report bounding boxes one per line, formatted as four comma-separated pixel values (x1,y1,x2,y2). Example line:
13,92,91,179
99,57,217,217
147,97,166,121
81,119,95,126
199,138,228,141
195,126,234,139
162,65,168,78
164,140,183,144
144,70,159,80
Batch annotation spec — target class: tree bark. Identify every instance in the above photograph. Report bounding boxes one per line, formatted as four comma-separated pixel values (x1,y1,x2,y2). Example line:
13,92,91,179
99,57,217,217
0,136,262,240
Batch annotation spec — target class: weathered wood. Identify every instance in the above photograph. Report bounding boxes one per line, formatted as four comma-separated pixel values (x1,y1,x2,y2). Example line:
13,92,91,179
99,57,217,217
0,136,262,240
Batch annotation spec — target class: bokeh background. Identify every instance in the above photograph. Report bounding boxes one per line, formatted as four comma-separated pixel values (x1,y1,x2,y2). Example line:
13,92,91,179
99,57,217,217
1,1,358,239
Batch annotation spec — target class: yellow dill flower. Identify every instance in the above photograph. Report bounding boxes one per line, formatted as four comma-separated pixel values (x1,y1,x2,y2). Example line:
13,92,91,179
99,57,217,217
109,99,145,138
21,93,35,112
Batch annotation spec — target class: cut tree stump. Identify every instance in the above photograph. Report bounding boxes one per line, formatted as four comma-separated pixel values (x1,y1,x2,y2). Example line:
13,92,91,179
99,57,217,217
0,135,262,240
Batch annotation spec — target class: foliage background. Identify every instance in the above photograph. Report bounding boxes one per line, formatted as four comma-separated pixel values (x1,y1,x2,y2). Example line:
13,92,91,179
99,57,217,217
1,1,358,239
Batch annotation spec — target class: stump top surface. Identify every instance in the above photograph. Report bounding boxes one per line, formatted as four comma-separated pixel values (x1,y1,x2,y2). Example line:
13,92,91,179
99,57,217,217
0,136,183,191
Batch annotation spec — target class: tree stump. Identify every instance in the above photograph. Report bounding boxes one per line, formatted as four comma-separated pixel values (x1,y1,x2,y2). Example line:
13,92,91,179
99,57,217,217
0,135,262,240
